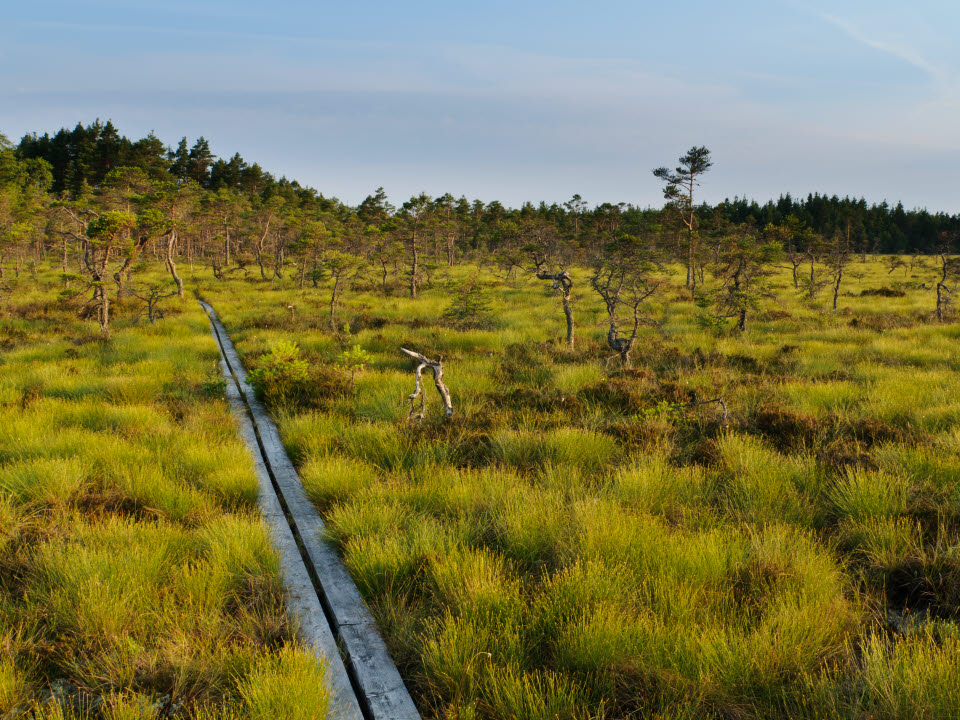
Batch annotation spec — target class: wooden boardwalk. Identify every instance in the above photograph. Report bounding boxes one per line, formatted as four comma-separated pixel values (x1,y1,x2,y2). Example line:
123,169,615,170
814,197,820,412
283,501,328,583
202,301,421,720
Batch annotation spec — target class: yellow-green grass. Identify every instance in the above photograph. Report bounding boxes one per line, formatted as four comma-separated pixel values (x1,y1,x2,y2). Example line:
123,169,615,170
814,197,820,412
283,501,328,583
0,279,329,719
193,256,960,718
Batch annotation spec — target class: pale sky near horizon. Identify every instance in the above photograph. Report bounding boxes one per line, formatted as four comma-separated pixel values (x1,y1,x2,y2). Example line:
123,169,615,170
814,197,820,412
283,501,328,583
2,1,958,212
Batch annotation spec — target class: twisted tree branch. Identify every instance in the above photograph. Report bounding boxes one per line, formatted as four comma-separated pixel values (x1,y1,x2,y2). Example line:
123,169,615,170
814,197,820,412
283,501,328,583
400,348,453,420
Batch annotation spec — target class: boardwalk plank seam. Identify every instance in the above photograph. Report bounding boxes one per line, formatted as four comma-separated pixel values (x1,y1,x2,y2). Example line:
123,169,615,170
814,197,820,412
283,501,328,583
209,317,364,720
201,301,421,720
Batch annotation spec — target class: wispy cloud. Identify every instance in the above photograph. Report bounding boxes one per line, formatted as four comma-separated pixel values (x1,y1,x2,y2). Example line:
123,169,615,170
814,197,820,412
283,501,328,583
817,12,942,81
14,19,312,43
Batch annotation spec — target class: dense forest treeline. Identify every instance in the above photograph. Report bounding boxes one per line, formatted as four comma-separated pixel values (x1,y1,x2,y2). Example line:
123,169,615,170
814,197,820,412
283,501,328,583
2,121,958,344
14,120,960,254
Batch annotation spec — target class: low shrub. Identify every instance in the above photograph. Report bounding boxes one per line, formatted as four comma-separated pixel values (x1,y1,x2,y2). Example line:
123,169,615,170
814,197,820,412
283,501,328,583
246,341,352,411
441,279,499,330
861,287,906,297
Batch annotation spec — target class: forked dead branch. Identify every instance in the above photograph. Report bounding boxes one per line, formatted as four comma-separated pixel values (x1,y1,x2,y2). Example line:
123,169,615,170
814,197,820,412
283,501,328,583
687,396,729,423
401,347,453,421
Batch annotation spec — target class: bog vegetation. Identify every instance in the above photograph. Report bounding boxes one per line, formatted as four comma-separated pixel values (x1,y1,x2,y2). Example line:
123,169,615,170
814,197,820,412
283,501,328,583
2,122,960,718
202,258,960,720
0,292,331,718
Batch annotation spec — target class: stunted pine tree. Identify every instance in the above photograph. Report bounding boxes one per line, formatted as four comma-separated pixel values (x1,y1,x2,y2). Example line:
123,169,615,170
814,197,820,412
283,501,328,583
590,235,664,366
709,225,783,332
206,187,247,267
290,218,330,290
770,215,819,290
491,220,525,283
803,232,831,299
936,234,958,322
148,181,199,298
99,168,159,297
432,192,459,265
563,194,587,238
322,250,366,332
653,146,712,293
85,210,136,336
367,223,404,293
357,186,394,226
400,193,431,298
250,195,284,281
825,233,852,310
523,218,575,349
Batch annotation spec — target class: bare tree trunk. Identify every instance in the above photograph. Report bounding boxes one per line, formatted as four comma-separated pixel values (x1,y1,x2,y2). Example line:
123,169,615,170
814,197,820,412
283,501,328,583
255,218,272,281
536,271,575,350
113,235,150,299
410,236,419,298
98,284,110,337
257,250,268,281
937,253,950,323
273,238,284,280
732,268,747,332
401,348,453,420
166,231,185,299
114,257,133,298
88,245,112,339
329,276,341,331
563,297,574,349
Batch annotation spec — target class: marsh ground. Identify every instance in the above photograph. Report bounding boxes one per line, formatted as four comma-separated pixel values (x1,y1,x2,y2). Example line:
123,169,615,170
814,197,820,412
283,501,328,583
3,255,958,719
0,288,330,719
200,256,960,719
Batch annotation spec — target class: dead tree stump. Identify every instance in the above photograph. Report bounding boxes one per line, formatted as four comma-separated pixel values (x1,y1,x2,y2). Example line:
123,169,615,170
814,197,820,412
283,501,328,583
401,348,453,421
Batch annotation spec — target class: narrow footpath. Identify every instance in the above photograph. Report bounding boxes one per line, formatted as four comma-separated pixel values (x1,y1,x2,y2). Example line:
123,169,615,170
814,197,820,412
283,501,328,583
201,301,421,720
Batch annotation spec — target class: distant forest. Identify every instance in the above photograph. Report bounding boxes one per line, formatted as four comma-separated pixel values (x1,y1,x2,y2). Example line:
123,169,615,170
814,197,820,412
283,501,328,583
15,119,960,255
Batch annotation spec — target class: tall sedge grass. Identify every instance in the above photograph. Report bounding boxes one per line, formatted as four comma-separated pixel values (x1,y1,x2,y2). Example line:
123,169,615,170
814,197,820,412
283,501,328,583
238,645,330,720
830,467,907,520
197,258,960,718
0,284,329,716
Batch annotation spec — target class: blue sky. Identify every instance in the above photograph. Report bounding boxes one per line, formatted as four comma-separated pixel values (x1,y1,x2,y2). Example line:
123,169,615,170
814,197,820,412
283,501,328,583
2,1,958,211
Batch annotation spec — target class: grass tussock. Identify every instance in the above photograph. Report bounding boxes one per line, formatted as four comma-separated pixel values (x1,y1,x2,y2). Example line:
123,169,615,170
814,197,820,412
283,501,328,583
10,256,953,719
195,258,960,719
0,283,329,717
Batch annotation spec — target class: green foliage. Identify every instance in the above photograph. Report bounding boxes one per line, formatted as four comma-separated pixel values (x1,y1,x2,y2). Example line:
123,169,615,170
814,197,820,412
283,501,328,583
197,256,960,720
640,399,685,421
86,210,136,243
238,645,329,720
693,293,727,333
245,340,309,407
338,343,372,379
134,207,168,238
0,295,316,716
442,279,499,330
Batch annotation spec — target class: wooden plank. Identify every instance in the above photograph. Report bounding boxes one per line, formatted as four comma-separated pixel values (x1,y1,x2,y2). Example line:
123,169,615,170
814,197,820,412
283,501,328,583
213,347,363,720
202,302,421,720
